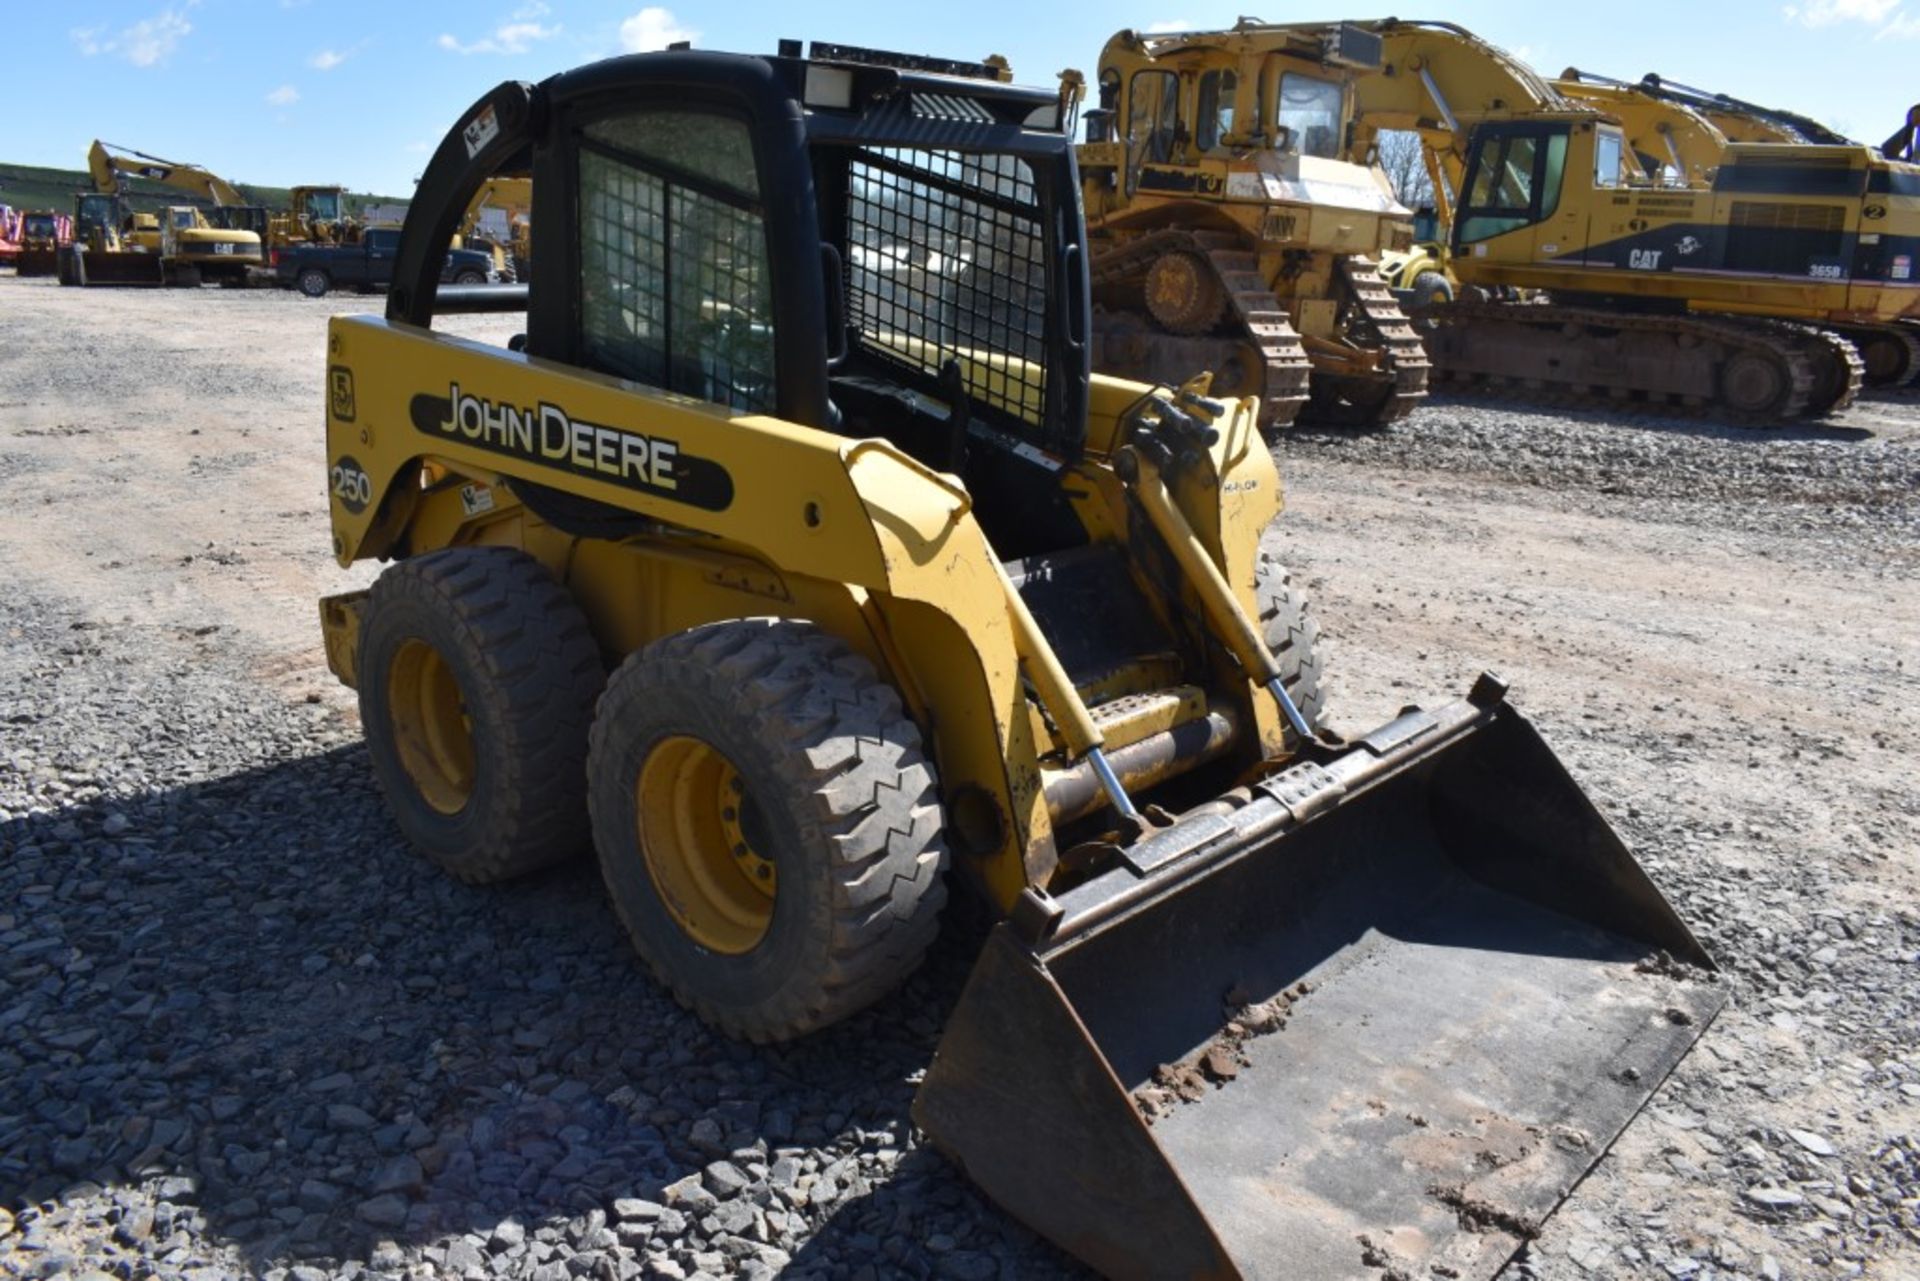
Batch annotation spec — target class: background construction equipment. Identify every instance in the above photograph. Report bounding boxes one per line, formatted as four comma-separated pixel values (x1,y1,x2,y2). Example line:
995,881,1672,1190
1078,22,1431,428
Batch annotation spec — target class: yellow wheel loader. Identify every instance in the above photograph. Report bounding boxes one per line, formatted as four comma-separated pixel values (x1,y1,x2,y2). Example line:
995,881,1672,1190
1078,23,1430,429
318,43,1722,1279
1344,20,1896,422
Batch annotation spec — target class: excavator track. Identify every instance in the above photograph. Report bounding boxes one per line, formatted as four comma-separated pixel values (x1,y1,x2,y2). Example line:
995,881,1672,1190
1829,323,1920,389
1090,230,1313,428
1799,326,1866,416
1420,301,1861,425
1301,256,1432,427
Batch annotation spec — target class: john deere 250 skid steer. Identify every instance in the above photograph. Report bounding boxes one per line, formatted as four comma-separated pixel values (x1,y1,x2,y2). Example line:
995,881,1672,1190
318,42,1723,1280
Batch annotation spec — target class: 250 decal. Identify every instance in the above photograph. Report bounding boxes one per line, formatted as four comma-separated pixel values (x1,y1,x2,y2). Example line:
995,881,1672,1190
331,456,373,515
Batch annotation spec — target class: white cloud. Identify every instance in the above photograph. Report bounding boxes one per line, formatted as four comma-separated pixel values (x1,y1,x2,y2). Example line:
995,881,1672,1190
514,1,551,17
266,84,300,106
1880,9,1920,33
618,7,696,52
310,49,346,70
71,4,196,67
1143,18,1191,32
1782,0,1899,24
438,19,559,55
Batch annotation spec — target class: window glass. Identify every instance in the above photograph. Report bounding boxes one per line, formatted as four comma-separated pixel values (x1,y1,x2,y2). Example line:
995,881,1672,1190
586,113,760,198
1197,69,1237,152
1277,74,1343,159
1595,128,1626,188
1128,70,1180,167
1457,130,1569,243
577,112,775,414
1539,132,1568,218
846,149,1048,427
308,190,342,221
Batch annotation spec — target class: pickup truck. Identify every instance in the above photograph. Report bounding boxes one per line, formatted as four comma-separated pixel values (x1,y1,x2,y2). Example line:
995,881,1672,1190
279,227,497,297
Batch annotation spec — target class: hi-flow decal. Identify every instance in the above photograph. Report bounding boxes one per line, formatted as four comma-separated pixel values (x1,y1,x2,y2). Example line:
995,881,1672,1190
409,384,734,511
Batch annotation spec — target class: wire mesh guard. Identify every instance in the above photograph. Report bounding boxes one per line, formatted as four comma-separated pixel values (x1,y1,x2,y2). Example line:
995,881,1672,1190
579,144,776,414
846,148,1049,427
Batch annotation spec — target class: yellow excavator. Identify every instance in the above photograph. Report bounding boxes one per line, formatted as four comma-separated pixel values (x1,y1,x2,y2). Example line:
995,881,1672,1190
1344,20,1878,422
455,175,532,281
1551,69,1920,385
315,42,1723,1279
73,140,265,285
1078,22,1430,427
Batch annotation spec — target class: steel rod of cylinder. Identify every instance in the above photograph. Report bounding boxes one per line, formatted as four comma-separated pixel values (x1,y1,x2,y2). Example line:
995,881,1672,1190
1265,676,1315,745
1085,747,1143,824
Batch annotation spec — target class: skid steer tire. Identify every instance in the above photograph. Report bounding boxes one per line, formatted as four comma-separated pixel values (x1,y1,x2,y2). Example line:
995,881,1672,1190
588,619,948,1043
1255,553,1326,749
358,547,603,884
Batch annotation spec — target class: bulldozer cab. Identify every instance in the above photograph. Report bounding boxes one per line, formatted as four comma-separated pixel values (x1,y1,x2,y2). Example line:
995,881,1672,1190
1083,21,1410,235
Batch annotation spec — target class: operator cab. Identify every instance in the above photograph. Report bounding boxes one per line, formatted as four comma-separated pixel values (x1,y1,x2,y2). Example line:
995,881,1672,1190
392,40,1094,557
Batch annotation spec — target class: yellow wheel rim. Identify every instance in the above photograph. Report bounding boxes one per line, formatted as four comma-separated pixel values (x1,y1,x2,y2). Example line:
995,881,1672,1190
387,638,476,816
635,736,776,954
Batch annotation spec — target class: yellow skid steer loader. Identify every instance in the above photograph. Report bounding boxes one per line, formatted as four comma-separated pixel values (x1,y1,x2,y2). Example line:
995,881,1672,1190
317,43,1722,1280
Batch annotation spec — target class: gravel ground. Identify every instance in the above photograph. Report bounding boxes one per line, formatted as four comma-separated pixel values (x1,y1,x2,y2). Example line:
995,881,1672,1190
2,274,1918,1281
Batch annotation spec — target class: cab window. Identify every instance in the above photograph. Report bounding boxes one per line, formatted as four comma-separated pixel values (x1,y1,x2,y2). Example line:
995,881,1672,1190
1595,127,1628,188
1277,74,1343,159
1197,69,1237,153
1128,70,1180,168
1457,128,1569,244
576,110,775,413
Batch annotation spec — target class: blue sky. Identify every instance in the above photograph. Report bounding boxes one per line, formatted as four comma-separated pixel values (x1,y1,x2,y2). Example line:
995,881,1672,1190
8,1,1919,198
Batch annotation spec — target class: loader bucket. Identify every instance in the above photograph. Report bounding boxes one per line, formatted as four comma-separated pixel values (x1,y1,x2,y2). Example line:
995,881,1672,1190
915,690,1724,1281
65,249,166,287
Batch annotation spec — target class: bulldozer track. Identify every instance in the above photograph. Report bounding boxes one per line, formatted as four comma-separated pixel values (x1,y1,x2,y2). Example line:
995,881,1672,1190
1304,256,1432,427
1090,229,1313,428
1420,301,1862,425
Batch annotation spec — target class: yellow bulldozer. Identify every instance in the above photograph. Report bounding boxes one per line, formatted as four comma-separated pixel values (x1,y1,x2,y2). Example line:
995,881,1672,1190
317,43,1722,1279
1342,20,1908,421
270,185,360,253
1078,22,1430,428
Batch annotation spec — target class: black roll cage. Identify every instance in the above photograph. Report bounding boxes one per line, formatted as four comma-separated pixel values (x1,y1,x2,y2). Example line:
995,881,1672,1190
389,47,1092,459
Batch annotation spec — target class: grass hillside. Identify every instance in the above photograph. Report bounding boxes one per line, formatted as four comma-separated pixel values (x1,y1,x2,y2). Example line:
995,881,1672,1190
0,161,403,216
